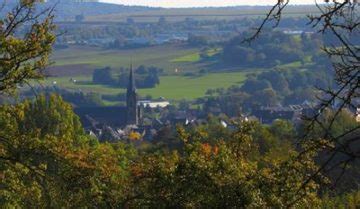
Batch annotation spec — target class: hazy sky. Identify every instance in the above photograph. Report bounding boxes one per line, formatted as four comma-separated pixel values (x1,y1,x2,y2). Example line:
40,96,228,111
101,0,315,8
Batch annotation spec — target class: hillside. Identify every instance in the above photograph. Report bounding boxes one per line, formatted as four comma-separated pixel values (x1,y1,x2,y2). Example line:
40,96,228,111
1,1,157,21
1,2,320,23
86,5,321,23
49,2,158,21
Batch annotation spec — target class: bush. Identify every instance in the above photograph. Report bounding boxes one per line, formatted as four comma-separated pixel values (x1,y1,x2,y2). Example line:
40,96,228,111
92,67,117,85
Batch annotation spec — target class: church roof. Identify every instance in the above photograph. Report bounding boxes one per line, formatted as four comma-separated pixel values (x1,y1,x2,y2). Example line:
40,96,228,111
74,106,127,128
75,65,140,129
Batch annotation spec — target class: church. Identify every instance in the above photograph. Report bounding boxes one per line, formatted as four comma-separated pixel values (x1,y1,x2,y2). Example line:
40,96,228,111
74,66,142,129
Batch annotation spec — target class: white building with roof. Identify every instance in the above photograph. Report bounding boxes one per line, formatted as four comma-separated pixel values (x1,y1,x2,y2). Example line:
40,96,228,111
138,100,170,109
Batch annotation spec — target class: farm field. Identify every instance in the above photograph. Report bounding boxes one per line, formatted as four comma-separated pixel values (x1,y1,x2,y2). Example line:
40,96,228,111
42,71,248,101
171,52,201,63
45,44,255,103
171,48,221,63
140,72,248,100
50,44,206,75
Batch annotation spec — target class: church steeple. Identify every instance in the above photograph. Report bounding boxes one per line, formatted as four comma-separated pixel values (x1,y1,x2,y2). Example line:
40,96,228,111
126,64,138,125
128,64,136,92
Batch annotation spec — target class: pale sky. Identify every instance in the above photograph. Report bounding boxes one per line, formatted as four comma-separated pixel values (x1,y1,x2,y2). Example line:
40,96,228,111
101,0,315,8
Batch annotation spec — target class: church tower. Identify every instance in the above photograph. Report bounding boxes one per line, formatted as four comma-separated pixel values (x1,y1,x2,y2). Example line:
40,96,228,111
126,65,138,125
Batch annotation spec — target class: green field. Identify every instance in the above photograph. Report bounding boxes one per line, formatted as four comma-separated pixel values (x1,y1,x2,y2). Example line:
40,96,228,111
139,72,247,100
46,45,255,103
171,48,221,63
171,52,201,63
43,71,247,101
50,44,207,75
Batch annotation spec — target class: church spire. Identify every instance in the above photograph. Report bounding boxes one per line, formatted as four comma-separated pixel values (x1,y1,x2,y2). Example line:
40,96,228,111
128,64,136,93
126,64,138,125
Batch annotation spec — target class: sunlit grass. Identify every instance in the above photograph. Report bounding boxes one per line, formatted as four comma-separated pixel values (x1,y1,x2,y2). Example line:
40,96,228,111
139,72,247,100
40,72,247,101
171,52,201,63
171,48,221,63
51,45,201,74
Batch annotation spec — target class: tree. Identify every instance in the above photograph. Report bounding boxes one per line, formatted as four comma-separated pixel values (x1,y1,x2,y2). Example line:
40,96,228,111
252,88,279,107
248,0,360,205
222,31,312,67
118,66,160,89
0,95,134,207
258,70,290,94
126,17,135,24
178,99,190,111
188,34,208,46
125,123,321,208
92,67,116,85
241,78,272,94
284,88,316,105
0,3,135,206
75,14,84,22
158,16,167,25
0,94,86,206
112,35,127,49
0,0,56,94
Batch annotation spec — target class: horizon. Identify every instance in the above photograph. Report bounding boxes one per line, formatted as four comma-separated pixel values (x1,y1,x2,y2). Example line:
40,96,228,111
100,0,314,8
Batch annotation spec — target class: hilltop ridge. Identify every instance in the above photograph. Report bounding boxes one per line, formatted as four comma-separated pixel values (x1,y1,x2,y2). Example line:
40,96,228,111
1,0,157,21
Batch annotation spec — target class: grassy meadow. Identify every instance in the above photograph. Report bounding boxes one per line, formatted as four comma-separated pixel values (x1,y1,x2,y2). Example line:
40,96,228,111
139,72,247,100
51,44,202,73
171,52,201,63
44,44,253,103
43,72,247,101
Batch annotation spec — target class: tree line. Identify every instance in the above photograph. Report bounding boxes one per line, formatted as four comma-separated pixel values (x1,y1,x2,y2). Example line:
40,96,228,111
222,30,322,67
201,60,334,117
92,65,162,88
